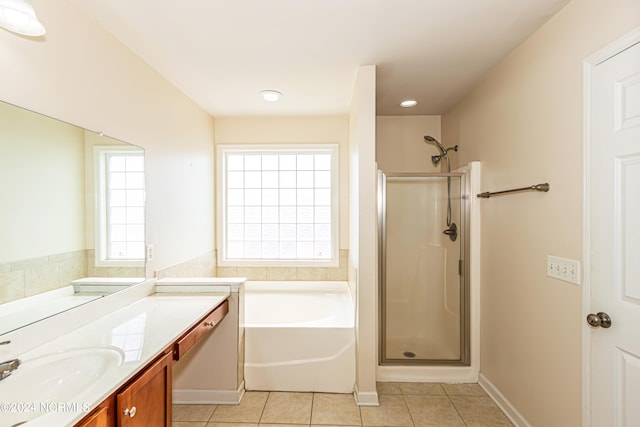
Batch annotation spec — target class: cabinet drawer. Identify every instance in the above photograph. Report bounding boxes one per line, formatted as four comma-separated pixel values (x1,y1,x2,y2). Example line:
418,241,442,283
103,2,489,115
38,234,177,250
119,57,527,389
173,299,229,361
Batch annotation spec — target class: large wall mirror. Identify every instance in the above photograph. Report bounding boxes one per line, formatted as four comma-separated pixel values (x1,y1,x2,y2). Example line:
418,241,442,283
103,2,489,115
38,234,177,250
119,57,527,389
0,100,146,336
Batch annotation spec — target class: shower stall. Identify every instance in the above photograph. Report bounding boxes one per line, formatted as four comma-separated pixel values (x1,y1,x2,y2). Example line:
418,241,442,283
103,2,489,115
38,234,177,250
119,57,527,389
378,170,470,367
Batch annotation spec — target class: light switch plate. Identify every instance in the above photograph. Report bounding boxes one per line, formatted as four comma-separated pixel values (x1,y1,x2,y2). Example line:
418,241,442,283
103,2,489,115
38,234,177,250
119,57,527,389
146,244,154,261
547,255,580,285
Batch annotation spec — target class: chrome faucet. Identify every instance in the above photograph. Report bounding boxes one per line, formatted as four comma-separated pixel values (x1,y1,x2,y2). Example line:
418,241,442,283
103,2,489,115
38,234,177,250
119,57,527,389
0,358,21,381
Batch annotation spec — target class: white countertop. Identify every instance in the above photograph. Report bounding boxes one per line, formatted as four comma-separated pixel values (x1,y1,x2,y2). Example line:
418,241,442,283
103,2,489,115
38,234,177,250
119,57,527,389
0,292,228,427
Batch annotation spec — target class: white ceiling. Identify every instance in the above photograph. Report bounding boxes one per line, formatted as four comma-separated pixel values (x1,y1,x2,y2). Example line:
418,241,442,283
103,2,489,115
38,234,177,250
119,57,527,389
69,0,571,117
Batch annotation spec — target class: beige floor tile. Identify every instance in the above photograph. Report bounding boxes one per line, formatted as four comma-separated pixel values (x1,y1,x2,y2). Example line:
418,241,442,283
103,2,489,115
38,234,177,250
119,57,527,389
311,393,362,426
174,422,207,427
404,395,464,427
376,382,402,395
210,391,269,423
442,383,486,396
260,392,313,424
450,396,513,426
360,394,413,427
398,382,446,396
207,423,257,427
260,424,309,427
173,404,217,422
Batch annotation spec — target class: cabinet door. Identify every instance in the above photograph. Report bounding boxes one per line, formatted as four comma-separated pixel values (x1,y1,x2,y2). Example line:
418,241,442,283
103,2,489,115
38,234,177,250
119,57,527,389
75,395,114,427
117,352,172,426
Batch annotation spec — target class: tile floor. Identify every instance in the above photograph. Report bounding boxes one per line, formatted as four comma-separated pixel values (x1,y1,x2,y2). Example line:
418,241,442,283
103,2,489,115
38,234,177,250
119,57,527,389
172,382,513,427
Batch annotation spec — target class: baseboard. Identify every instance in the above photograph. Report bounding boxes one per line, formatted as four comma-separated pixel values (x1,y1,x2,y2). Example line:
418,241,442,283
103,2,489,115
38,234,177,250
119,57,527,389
377,365,478,383
478,373,531,427
353,385,379,406
173,381,245,405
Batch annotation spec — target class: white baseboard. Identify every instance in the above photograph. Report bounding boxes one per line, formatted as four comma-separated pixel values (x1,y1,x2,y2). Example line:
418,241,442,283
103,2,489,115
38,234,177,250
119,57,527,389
353,385,379,406
478,373,531,427
173,381,245,405
377,365,478,383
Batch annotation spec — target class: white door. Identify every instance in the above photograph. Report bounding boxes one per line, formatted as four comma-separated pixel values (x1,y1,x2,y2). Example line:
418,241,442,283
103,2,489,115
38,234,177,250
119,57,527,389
588,38,640,426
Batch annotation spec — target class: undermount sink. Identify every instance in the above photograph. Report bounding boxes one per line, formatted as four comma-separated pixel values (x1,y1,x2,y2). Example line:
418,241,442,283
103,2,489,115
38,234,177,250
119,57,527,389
0,347,124,426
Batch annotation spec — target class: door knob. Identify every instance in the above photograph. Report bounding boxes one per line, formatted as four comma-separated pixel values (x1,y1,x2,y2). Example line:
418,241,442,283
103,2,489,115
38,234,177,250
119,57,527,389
586,312,612,328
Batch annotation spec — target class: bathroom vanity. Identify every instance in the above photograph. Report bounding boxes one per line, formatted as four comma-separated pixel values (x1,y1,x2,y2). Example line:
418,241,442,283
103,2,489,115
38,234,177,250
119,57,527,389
75,299,229,427
0,281,236,427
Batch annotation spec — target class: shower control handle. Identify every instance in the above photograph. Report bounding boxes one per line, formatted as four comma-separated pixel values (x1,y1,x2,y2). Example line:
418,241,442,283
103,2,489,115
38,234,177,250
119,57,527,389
586,312,612,328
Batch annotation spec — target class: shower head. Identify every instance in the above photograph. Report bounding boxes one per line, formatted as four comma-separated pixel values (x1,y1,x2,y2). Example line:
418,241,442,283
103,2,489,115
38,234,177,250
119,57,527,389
424,135,446,155
425,136,458,166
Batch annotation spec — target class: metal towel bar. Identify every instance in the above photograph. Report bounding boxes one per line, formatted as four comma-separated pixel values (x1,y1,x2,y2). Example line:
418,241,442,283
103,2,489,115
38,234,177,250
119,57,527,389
477,183,550,198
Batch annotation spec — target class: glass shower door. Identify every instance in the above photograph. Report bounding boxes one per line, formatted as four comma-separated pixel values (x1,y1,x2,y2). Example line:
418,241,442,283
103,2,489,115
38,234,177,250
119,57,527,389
379,172,469,365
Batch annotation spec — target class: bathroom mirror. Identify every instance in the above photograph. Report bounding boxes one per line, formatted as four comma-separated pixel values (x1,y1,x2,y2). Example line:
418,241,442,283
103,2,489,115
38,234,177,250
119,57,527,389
0,100,146,336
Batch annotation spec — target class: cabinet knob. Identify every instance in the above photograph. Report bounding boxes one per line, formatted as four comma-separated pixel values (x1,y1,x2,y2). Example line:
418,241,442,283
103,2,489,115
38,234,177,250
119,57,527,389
123,406,137,417
204,321,215,327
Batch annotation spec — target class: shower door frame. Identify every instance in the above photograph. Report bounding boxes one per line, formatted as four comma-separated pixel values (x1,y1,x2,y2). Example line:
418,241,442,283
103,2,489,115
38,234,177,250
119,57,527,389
378,170,471,366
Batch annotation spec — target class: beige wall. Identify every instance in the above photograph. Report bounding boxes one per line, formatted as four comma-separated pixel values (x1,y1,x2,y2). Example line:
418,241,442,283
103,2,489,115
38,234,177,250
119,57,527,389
0,101,85,263
214,115,350,250
376,115,443,172
0,0,216,276
442,0,640,425
349,65,378,404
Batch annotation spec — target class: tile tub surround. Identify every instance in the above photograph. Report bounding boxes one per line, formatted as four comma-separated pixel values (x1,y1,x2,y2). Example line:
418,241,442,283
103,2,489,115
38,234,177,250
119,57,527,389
0,249,87,304
155,251,217,279
216,249,349,281
0,249,144,305
0,292,229,427
172,383,513,426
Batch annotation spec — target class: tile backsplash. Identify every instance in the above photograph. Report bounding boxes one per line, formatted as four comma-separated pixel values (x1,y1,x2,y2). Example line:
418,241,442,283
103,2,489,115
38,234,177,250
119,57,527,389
0,249,145,305
216,249,349,281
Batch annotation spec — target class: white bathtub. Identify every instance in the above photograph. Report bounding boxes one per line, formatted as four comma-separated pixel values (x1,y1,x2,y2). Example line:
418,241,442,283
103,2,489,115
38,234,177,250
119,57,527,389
244,281,355,393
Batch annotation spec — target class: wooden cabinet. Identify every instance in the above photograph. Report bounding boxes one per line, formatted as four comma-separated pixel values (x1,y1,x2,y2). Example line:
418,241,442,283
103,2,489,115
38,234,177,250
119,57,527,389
75,396,114,427
74,298,228,427
174,299,229,361
116,351,172,427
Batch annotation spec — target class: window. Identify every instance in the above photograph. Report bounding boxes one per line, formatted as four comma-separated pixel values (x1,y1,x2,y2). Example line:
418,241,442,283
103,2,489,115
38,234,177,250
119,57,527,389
217,144,338,266
94,146,145,267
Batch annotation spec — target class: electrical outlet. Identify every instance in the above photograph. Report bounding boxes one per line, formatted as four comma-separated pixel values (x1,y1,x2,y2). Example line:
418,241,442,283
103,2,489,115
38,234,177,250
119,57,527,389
146,244,154,261
547,255,580,285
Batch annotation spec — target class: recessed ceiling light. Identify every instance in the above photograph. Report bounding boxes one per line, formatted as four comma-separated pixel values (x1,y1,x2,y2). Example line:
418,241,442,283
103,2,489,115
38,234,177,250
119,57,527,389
260,90,282,102
400,100,418,108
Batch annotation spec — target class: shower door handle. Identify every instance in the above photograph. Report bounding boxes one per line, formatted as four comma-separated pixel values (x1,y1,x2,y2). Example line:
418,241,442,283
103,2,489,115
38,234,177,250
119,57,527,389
586,312,612,328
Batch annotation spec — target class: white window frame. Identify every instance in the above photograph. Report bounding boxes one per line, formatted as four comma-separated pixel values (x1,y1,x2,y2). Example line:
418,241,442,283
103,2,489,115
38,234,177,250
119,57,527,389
216,144,339,267
94,145,145,268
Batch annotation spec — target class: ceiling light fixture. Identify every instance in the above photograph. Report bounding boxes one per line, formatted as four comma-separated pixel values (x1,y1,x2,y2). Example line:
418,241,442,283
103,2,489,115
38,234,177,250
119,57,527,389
0,0,46,36
260,90,282,103
400,100,418,108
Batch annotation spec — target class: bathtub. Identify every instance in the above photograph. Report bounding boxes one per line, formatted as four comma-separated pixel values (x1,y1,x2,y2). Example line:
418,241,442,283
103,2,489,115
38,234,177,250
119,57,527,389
244,281,355,393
